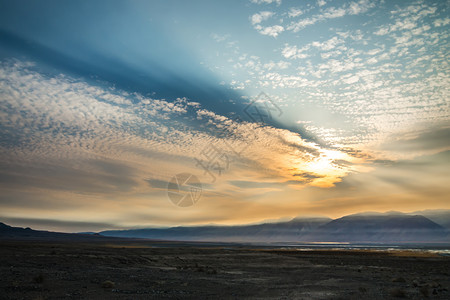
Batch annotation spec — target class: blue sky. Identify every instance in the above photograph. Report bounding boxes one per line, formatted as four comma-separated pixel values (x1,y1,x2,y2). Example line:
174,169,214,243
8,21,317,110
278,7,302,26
0,0,449,231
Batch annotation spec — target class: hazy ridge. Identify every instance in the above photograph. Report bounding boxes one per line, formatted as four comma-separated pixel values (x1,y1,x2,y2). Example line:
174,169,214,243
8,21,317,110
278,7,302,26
2,211,449,244
98,211,450,244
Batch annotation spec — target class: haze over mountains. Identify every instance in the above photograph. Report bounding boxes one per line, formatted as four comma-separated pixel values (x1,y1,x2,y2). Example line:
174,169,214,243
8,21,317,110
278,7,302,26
303,214,447,243
99,210,450,244
101,217,332,243
2,210,449,244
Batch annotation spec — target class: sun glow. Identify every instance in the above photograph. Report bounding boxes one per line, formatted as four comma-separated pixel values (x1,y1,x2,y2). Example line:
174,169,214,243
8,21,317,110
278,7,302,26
289,148,354,188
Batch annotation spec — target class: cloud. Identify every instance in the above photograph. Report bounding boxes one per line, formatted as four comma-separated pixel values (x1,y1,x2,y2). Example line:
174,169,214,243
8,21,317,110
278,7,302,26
311,36,343,51
288,8,303,18
251,0,281,5
0,60,361,226
146,178,170,190
281,45,309,59
317,0,327,7
255,25,285,37
211,33,231,42
434,18,450,27
380,127,450,156
228,180,285,189
1,0,449,230
332,150,450,207
263,60,291,70
342,75,360,84
374,1,438,36
250,11,284,38
287,0,376,32
251,11,274,25
227,0,447,151
347,0,373,15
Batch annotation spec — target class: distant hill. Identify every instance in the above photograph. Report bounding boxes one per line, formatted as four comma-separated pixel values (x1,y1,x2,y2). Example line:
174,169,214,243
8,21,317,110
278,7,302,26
2,210,450,244
0,222,121,241
303,214,449,243
99,213,450,244
411,209,450,230
100,217,332,242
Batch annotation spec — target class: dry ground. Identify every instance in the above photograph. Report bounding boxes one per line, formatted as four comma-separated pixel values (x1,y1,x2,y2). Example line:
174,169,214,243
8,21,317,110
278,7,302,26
0,240,449,299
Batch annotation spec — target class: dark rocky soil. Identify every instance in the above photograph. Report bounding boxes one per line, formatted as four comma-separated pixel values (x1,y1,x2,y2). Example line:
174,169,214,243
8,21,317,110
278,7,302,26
1,240,449,299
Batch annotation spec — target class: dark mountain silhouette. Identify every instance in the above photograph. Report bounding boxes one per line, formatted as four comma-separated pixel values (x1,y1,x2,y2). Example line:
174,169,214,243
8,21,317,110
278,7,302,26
0,222,120,241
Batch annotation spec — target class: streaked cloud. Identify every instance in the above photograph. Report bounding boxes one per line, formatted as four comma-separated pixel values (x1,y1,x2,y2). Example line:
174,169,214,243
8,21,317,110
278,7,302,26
0,60,364,227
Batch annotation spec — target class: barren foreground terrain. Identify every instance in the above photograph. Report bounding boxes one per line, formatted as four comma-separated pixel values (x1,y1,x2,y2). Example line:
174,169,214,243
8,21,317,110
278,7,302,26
1,240,449,299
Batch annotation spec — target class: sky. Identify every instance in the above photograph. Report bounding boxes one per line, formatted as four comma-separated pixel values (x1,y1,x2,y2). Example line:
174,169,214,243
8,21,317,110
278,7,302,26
0,0,449,232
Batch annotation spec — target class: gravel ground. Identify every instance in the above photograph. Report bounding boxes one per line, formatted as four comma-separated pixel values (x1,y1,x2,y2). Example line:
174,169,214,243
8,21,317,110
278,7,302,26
0,240,449,299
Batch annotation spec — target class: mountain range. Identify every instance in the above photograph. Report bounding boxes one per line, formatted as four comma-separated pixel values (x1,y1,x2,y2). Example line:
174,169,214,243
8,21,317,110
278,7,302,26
0,222,119,242
99,211,450,244
2,210,450,244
